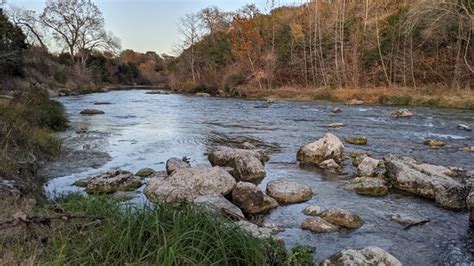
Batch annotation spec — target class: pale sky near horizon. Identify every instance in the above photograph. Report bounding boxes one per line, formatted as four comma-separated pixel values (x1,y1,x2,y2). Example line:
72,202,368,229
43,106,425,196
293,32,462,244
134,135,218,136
8,0,297,55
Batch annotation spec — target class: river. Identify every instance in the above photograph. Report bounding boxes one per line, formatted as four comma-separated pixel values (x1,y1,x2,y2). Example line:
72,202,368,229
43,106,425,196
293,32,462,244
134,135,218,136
44,90,474,265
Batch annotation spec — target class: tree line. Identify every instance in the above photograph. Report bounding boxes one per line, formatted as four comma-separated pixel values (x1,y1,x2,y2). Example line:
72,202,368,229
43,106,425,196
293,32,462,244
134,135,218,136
171,0,473,95
1,0,167,93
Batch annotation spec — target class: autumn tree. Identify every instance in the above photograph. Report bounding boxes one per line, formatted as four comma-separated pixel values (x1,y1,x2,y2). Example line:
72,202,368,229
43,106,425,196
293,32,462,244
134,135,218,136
230,16,264,89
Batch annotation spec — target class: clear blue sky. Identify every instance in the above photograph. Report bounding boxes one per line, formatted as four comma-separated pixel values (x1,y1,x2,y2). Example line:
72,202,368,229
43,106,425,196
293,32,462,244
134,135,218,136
9,0,296,55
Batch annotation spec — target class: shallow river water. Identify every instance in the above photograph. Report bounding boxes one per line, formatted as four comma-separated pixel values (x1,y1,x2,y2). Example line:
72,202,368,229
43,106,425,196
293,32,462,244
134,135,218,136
44,90,474,265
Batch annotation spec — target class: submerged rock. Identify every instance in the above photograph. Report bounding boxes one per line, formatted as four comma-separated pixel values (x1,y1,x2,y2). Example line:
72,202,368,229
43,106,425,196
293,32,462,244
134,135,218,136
321,246,402,266
357,157,381,177
135,168,155,178
297,133,344,166
165,158,191,175
266,179,313,204
391,108,413,118
319,208,364,229
232,182,278,214
461,146,474,153
82,170,142,194
345,177,389,196
144,165,236,203
301,216,339,233
303,205,324,216
193,193,245,219
331,107,342,113
80,109,105,115
387,213,430,228
345,136,368,145
457,124,472,132
327,123,345,128
345,99,364,106
424,139,446,148
196,92,211,97
93,101,111,105
384,155,468,209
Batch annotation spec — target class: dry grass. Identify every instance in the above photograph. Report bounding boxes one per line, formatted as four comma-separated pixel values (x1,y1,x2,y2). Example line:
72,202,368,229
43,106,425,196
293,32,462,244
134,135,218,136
234,85,474,109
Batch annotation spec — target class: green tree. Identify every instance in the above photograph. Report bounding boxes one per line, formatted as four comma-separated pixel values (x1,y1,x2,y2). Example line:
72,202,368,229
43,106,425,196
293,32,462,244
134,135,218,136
0,8,27,76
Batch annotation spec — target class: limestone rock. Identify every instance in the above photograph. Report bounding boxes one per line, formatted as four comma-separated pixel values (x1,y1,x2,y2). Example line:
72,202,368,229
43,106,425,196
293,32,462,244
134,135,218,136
321,246,402,266
384,155,468,209
301,216,339,233
345,177,389,197
297,133,344,166
319,208,364,229
232,182,278,214
266,179,313,204
144,166,236,203
165,158,191,175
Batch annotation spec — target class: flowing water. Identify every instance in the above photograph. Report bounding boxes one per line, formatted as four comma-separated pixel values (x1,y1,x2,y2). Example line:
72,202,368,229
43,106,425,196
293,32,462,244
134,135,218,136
44,90,474,265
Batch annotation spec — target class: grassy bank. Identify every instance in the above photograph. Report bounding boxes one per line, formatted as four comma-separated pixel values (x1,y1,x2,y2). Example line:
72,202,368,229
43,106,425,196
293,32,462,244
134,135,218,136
1,194,314,265
231,86,474,109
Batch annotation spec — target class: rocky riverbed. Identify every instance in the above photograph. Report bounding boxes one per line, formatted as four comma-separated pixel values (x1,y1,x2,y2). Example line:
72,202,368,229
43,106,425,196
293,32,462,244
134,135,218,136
44,90,474,265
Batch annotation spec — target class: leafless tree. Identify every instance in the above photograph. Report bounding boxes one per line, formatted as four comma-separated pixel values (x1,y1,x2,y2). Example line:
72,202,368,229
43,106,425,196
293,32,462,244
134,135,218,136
40,0,120,65
178,13,201,83
8,6,46,48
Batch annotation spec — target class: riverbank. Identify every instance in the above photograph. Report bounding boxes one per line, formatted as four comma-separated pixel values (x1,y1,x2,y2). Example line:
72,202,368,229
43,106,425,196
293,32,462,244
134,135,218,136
1,194,314,264
231,86,474,109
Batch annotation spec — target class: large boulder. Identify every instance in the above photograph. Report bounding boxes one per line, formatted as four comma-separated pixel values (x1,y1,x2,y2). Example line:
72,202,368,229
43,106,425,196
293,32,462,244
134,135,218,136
297,133,344,166
208,147,268,181
391,108,413,118
144,165,236,203
321,246,402,266
301,216,339,233
345,177,389,197
193,193,245,219
266,179,313,204
345,136,368,145
82,170,142,194
232,182,278,214
166,158,190,175
384,155,468,209
319,208,364,229
232,154,266,181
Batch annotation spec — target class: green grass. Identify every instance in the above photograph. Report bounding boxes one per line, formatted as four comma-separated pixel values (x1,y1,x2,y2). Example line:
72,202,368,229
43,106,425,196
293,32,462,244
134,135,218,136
0,89,68,179
1,194,314,265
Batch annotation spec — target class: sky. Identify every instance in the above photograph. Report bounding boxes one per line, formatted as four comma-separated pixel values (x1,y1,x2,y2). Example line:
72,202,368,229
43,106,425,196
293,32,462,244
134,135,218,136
8,0,297,55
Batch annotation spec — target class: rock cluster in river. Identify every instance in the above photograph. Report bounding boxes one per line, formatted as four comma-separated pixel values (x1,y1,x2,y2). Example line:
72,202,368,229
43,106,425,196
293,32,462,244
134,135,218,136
208,146,268,181
301,208,364,233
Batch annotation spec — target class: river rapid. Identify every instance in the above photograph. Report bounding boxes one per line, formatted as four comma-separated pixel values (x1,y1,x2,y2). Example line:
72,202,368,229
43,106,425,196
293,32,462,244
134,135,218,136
44,90,474,265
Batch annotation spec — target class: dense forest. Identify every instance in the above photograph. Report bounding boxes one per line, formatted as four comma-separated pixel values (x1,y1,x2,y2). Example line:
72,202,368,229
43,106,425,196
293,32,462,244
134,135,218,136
169,0,473,97
2,0,473,100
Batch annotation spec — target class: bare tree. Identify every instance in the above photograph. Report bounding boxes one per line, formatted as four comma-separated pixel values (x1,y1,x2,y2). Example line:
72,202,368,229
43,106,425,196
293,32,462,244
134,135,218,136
178,13,201,83
8,6,46,48
198,6,232,34
40,0,120,65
